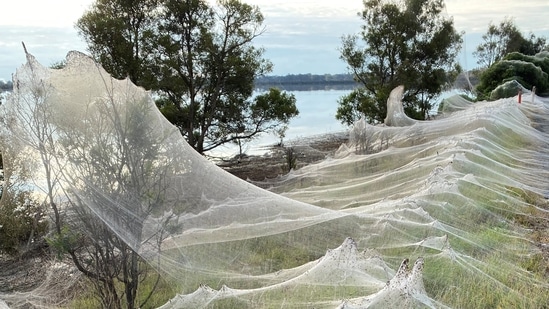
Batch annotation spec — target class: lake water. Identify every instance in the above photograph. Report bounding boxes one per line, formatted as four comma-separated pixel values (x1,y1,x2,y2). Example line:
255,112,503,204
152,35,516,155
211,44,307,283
210,89,353,157
208,88,465,158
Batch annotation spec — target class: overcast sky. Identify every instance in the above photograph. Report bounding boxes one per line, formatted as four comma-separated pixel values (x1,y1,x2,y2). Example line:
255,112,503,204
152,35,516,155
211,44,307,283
1,0,548,80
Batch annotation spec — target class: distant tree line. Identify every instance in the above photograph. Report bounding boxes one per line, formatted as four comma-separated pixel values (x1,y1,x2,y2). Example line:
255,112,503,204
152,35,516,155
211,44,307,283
0,74,357,92
255,74,357,85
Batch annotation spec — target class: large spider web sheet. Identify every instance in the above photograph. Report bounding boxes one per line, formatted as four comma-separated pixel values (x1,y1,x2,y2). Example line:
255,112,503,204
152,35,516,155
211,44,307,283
2,52,549,308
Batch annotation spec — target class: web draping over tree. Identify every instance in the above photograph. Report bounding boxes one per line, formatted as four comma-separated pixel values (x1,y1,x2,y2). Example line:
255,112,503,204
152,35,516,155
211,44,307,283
76,0,298,155
2,52,549,308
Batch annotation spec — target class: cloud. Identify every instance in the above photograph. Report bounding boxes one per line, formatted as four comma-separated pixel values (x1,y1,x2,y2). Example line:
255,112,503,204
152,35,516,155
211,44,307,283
445,0,549,33
2,0,547,77
1,0,93,27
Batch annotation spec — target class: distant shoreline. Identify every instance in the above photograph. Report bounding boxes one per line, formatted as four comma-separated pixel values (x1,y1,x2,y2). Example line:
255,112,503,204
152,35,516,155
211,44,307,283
254,73,359,91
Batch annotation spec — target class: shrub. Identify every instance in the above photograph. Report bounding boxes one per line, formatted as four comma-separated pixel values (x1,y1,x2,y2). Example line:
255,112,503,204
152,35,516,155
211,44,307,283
0,189,48,255
476,52,549,100
284,147,297,172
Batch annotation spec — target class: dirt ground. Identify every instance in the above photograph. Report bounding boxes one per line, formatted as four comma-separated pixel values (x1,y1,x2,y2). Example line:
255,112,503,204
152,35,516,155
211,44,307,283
0,241,49,294
217,132,349,181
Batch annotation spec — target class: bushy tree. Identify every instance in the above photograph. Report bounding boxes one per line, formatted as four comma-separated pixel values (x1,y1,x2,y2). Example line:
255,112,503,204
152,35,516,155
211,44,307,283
505,52,549,76
338,0,462,125
77,0,297,154
49,64,183,309
1,51,176,308
474,17,548,68
476,52,549,99
0,68,51,256
76,0,158,85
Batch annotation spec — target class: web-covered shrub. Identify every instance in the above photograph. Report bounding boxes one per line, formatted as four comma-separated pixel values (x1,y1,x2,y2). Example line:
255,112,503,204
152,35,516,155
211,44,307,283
0,189,48,255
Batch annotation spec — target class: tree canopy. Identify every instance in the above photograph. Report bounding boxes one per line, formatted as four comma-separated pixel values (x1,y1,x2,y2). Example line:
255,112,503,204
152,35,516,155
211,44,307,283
337,0,462,125
77,0,298,154
473,17,548,69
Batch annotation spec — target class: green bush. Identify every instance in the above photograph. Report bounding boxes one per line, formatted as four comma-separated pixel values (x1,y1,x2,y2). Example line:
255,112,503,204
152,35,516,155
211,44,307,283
0,189,48,255
505,51,549,77
476,52,549,100
489,80,524,100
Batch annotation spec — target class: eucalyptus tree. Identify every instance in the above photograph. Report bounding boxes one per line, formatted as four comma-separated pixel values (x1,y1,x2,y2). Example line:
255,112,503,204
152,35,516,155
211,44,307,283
474,17,548,69
77,0,297,154
76,0,159,85
338,0,462,124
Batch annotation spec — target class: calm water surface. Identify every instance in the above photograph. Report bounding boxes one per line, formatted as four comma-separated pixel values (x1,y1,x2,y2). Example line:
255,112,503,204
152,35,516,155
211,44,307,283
210,89,352,157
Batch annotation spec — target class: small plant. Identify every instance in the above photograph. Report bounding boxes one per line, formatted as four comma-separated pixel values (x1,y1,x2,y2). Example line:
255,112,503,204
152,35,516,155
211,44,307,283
284,147,297,172
275,125,288,147
46,225,80,259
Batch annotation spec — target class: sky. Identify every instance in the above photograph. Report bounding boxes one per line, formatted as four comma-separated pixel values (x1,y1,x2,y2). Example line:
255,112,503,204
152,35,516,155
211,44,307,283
1,0,548,80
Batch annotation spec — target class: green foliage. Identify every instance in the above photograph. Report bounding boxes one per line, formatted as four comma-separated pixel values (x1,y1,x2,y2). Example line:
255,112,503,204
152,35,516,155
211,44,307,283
489,80,525,101
336,88,381,125
226,87,298,155
251,88,298,126
45,225,80,258
476,52,549,100
474,17,548,68
76,0,293,154
0,189,48,255
76,0,158,84
338,0,462,125
50,60,67,70
505,51,549,77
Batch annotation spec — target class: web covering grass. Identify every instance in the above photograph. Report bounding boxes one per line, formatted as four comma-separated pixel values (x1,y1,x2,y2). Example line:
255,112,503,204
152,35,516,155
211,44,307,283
1,52,549,308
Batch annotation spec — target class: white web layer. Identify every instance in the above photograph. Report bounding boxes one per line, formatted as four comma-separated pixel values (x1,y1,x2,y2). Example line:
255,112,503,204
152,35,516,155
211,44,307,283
2,52,549,308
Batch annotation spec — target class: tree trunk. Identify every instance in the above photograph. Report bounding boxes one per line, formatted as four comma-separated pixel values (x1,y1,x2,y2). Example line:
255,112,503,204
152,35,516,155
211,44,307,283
125,250,140,309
